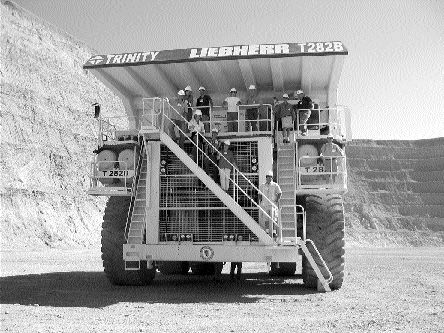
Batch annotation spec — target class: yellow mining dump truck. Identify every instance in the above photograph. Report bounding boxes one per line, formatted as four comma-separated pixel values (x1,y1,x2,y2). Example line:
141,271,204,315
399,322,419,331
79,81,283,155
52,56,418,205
84,41,351,291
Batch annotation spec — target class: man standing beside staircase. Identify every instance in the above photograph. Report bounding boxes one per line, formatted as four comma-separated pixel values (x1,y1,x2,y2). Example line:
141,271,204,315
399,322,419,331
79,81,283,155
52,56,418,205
258,170,282,237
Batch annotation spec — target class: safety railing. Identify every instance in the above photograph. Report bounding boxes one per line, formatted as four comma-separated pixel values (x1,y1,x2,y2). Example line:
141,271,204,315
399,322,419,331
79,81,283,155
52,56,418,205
278,204,306,243
141,97,163,131
124,139,146,241
89,160,134,190
160,103,274,136
297,155,347,189
96,115,138,147
291,106,349,139
160,99,281,239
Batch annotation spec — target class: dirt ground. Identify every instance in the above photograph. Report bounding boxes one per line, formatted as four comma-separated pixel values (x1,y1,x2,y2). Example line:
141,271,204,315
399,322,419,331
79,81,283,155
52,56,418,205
1,247,443,333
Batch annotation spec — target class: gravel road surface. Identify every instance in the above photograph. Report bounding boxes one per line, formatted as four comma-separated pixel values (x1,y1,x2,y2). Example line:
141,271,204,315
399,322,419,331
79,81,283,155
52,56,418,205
1,247,443,332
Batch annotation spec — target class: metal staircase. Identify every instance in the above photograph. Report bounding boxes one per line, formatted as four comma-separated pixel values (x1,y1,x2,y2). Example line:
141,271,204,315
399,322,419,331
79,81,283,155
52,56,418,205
276,141,298,243
126,143,147,245
158,131,274,245
130,98,334,291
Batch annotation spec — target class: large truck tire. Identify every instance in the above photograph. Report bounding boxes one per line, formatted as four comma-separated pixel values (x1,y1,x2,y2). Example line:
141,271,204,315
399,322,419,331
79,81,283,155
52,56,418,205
157,261,190,275
101,197,156,285
302,194,345,290
269,262,296,276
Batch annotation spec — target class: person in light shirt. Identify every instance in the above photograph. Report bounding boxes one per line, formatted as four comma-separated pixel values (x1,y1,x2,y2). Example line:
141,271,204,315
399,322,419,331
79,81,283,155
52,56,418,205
188,109,205,164
320,134,344,182
222,88,241,132
258,170,282,237
217,140,236,191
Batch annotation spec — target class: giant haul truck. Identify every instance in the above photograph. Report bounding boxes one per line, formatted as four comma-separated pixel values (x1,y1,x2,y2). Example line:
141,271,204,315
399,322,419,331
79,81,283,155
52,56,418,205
84,41,351,291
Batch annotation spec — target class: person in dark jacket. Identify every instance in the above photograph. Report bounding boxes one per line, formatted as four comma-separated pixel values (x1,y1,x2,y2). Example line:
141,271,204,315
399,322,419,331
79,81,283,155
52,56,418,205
274,94,295,143
295,89,313,135
195,86,213,132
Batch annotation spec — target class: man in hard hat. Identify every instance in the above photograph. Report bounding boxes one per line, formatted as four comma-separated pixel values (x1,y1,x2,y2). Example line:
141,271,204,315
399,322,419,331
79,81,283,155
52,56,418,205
274,94,295,143
184,85,194,120
188,109,205,165
295,89,313,136
196,86,214,133
320,134,344,183
218,140,236,191
258,170,282,237
245,84,260,132
222,88,241,133
170,89,189,148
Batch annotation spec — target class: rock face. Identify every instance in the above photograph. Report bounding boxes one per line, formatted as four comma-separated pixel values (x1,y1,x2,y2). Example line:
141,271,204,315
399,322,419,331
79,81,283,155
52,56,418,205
345,139,444,246
1,2,442,249
1,2,124,248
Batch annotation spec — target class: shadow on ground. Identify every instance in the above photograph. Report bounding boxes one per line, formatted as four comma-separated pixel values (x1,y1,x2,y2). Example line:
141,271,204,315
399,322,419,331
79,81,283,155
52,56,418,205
0,271,318,308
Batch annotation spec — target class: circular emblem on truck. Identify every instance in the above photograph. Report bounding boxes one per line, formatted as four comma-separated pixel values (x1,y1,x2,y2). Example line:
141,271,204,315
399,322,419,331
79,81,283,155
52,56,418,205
200,246,214,260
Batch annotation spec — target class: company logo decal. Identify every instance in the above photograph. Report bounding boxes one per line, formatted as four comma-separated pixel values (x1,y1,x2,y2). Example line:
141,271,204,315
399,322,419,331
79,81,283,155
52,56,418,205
88,55,104,65
189,44,290,58
200,246,214,261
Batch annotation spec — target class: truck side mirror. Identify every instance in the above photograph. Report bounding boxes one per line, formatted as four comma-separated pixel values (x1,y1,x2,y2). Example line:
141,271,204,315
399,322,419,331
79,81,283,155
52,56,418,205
93,103,101,118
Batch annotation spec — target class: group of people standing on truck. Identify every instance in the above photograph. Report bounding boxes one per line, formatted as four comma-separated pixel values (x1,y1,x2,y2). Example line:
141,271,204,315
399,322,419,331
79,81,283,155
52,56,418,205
273,89,313,142
169,85,273,137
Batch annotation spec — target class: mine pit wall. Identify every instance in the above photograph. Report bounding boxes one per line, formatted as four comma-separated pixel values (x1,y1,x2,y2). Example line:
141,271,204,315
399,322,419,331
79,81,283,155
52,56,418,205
1,2,125,249
1,2,443,249
345,138,444,246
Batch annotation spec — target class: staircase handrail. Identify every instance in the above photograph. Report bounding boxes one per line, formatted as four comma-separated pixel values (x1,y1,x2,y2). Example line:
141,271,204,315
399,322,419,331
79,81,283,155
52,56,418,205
160,100,279,230
305,238,333,284
124,139,146,241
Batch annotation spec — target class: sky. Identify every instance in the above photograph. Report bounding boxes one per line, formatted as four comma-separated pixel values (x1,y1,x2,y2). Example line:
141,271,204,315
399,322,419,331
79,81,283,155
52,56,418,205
11,0,444,140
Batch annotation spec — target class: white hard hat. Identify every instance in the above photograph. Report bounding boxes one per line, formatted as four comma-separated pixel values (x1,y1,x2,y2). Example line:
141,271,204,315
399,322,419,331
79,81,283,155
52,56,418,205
327,134,334,139
224,140,230,145
198,86,205,91
230,88,237,93
296,89,304,95
185,85,192,91
248,84,256,90
194,109,202,116
178,90,185,96
266,170,273,177
282,93,289,98
211,128,219,133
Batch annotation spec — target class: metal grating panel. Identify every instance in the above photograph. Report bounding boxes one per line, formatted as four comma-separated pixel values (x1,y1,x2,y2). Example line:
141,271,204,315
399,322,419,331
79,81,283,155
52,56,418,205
158,140,260,242
159,208,259,242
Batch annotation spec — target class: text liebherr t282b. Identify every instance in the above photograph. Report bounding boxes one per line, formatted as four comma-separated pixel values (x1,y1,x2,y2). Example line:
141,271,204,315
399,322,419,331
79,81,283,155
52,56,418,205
84,41,352,291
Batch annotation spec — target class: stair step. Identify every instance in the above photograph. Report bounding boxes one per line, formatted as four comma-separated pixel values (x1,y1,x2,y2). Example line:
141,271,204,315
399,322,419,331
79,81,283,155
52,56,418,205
132,206,145,214
127,237,143,244
280,183,295,191
130,221,145,229
280,198,295,206
280,206,296,214
128,229,143,235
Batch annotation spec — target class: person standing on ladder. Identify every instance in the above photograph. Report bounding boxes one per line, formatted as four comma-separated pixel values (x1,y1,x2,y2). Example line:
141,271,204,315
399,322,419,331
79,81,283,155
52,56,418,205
188,109,205,166
258,170,282,237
